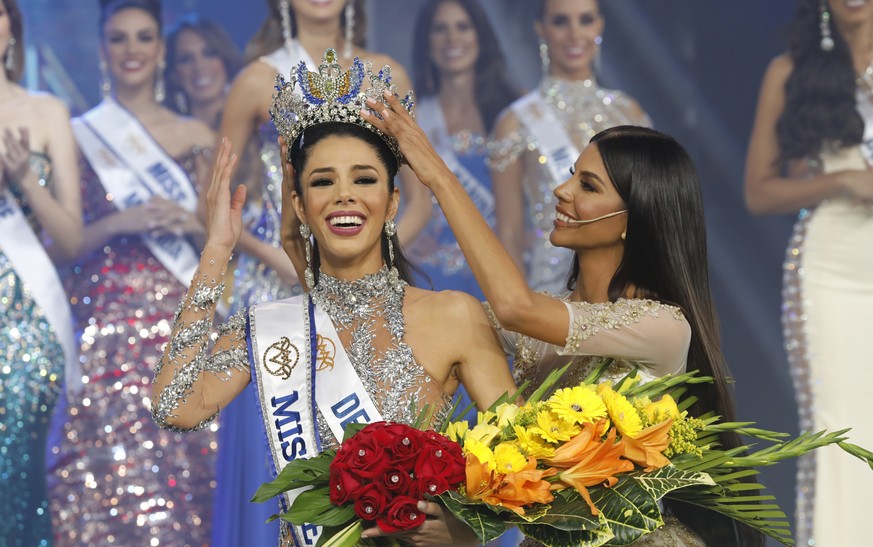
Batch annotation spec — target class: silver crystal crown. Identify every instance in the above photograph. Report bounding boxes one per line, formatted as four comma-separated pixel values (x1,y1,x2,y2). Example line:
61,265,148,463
270,48,414,165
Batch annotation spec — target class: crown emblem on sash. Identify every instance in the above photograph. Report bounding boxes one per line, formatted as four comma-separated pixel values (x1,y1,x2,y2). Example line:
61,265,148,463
269,48,414,165
264,337,300,380
315,335,337,372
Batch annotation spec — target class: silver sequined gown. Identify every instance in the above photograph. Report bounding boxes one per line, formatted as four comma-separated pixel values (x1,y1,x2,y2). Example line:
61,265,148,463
0,153,64,547
486,298,704,546
781,89,873,546
47,150,216,547
489,77,650,294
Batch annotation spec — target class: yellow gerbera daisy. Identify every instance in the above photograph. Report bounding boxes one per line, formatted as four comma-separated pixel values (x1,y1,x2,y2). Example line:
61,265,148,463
493,442,528,474
464,438,497,471
513,424,556,459
548,386,608,425
531,410,580,444
598,383,642,439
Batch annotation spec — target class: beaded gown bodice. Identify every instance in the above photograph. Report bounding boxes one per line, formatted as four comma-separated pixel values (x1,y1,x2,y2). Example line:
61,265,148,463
489,77,651,294
310,269,453,447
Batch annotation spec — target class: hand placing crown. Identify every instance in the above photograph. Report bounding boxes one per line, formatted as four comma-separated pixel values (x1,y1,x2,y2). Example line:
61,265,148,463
270,48,415,165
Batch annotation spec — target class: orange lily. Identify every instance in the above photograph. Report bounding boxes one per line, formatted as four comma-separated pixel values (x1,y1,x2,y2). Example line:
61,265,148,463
465,453,498,500
555,428,634,515
543,420,608,469
465,454,556,516
622,419,673,472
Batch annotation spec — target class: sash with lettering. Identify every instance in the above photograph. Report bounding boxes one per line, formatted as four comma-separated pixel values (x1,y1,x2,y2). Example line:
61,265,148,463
512,89,581,184
417,97,495,225
71,99,200,287
248,294,383,547
0,190,80,396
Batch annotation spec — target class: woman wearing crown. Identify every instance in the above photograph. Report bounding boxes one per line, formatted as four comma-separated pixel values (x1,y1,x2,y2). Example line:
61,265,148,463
151,50,517,546
47,1,218,545
213,4,435,541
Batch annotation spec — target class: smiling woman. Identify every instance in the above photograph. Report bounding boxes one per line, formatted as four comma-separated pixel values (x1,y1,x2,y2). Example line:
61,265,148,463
150,51,518,547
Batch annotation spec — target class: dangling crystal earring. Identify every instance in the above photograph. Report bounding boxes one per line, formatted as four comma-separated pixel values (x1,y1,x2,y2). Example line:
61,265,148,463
4,37,15,72
820,0,834,52
300,223,316,288
343,0,355,61
155,59,166,102
175,91,188,114
383,220,401,289
539,38,550,77
99,59,112,99
280,0,294,51
592,35,603,79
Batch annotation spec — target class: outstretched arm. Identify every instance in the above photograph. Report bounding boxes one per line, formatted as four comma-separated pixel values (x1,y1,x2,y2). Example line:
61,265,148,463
151,139,251,430
362,93,571,347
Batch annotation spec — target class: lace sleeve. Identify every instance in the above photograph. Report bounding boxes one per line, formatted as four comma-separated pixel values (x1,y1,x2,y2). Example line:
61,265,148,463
482,300,519,355
487,129,533,173
151,255,251,431
559,299,691,378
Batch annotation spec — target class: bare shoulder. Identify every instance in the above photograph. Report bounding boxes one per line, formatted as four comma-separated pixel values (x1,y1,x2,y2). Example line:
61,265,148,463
406,287,488,328
29,92,71,119
762,53,794,90
493,106,522,138
176,115,216,149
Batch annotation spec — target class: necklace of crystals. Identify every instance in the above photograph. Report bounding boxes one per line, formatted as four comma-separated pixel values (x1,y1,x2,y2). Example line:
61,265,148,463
310,267,432,434
539,76,638,141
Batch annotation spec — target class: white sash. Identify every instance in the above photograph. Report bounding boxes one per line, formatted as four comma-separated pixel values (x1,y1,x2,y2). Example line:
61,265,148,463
260,40,317,76
417,97,495,224
0,191,80,396
512,90,581,184
249,295,383,546
72,99,200,287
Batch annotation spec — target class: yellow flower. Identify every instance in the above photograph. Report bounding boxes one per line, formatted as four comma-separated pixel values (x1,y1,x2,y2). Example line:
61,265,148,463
548,386,607,425
494,443,528,474
495,403,521,427
642,394,681,424
467,423,502,445
513,424,556,459
531,410,580,444
444,420,469,443
598,383,642,439
464,438,497,471
477,410,498,425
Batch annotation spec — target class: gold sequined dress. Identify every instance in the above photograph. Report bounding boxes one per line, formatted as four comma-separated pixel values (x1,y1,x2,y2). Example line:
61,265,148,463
47,150,216,546
0,153,64,547
489,78,650,295
488,298,705,546
782,90,873,546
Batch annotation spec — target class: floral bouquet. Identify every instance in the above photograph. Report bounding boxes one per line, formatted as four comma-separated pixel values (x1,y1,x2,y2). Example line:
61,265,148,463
254,362,873,546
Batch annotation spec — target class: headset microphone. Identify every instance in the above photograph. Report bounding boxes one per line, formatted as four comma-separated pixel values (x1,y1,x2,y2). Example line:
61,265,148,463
567,209,628,224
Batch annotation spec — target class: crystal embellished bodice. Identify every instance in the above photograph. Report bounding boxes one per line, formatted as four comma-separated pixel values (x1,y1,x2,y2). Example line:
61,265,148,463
309,268,452,447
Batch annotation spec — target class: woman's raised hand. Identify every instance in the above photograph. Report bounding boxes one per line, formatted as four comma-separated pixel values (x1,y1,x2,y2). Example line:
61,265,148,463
360,91,452,189
204,138,246,253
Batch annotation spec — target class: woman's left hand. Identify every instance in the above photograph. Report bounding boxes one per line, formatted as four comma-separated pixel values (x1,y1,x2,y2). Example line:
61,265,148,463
360,500,479,546
1,127,31,186
360,92,452,190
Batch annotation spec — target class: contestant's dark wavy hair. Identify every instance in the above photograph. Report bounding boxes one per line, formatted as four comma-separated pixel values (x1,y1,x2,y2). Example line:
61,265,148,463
2,0,24,82
777,0,863,163
411,0,520,132
245,0,367,63
99,0,162,34
569,126,763,546
164,14,243,126
290,122,417,286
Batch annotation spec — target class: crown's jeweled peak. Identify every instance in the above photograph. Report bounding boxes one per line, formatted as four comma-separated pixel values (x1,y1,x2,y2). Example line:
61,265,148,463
270,48,414,164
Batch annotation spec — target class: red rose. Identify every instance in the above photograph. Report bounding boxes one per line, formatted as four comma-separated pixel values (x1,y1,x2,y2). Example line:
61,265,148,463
414,432,466,486
353,484,389,521
412,474,450,498
376,496,425,533
388,428,422,468
345,433,388,479
379,466,412,495
329,462,365,505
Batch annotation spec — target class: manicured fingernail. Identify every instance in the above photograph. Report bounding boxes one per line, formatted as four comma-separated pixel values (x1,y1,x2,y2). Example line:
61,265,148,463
221,136,227,144
381,110,391,119
383,90,392,98
417,501,426,510
360,109,369,117
366,97,377,105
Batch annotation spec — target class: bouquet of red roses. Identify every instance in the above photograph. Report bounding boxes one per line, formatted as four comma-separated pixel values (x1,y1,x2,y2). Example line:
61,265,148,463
329,422,466,533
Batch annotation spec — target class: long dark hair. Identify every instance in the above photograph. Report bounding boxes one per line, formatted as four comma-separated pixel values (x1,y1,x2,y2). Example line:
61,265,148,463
99,0,162,34
289,122,417,286
411,0,519,133
2,0,23,82
572,126,763,546
164,13,243,124
777,0,863,163
244,0,367,63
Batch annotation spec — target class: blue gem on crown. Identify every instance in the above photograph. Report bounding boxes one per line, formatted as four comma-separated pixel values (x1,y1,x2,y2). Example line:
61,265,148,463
270,48,414,165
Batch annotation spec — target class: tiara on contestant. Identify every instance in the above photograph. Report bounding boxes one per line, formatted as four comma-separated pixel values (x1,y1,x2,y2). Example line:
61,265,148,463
270,48,415,165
